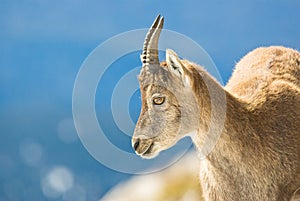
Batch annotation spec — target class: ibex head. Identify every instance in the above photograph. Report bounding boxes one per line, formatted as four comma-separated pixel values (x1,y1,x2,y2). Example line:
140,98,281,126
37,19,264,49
132,15,200,158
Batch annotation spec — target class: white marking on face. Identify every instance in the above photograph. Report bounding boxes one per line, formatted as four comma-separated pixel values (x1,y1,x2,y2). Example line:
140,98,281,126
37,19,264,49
146,85,152,95
184,75,191,87
135,134,153,139
151,93,161,99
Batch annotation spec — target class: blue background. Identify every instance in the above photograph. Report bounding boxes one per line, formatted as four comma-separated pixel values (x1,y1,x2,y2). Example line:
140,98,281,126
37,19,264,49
1,0,299,200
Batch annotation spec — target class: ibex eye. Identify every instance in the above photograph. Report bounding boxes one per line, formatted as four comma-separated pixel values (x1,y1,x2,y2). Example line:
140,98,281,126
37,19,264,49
153,97,165,105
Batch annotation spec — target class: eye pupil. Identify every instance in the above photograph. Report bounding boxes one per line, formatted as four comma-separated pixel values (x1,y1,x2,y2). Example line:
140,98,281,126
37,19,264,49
153,97,165,105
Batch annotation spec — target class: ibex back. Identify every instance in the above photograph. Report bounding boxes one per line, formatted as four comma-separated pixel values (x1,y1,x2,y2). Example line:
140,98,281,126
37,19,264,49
132,15,300,201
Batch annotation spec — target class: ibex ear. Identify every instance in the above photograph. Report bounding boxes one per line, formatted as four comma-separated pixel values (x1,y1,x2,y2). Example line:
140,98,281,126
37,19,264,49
166,49,190,86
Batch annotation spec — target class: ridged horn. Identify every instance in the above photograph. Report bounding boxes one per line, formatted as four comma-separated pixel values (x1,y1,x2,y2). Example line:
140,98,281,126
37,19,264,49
141,15,164,65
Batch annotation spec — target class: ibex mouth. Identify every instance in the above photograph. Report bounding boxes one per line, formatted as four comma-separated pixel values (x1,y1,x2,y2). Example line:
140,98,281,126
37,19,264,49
143,142,154,155
132,138,157,158
141,142,158,159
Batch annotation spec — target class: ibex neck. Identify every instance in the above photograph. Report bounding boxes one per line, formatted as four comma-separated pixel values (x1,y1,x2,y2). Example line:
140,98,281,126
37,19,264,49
190,66,251,161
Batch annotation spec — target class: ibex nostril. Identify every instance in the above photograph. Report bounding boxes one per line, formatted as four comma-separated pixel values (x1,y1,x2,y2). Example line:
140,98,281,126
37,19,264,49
133,138,140,150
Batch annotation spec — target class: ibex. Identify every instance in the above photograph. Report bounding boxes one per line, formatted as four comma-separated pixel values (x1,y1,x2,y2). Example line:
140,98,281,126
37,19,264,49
131,15,300,201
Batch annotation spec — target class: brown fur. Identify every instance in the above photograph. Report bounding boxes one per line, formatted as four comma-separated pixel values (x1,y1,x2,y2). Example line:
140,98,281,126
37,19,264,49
133,46,300,201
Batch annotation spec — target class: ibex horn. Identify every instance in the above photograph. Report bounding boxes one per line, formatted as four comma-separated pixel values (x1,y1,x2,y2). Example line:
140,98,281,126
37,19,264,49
141,15,164,65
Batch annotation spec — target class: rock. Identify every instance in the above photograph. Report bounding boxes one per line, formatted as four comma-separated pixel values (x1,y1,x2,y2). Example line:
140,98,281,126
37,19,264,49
100,151,204,201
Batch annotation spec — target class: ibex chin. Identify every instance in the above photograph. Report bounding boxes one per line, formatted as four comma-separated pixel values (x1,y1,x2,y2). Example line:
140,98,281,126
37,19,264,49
131,15,300,201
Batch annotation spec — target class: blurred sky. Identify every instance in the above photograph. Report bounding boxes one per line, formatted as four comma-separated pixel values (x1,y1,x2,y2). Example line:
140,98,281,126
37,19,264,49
0,0,299,200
